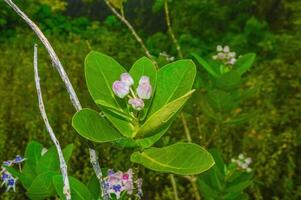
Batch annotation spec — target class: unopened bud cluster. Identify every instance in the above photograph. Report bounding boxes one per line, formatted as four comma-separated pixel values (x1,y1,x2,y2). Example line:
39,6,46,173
231,153,252,173
1,155,26,192
212,45,237,66
159,51,175,62
104,168,143,199
112,73,152,111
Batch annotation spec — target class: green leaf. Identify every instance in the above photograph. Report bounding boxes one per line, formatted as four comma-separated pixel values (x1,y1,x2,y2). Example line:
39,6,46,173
129,56,157,119
85,51,134,137
36,144,73,174
199,94,222,122
72,108,124,143
192,53,219,77
131,143,215,175
223,112,256,125
135,90,195,138
214,70,241,91
226,180,252,193
24,141,43,172
85,51,126,108
206,89,237,113
148,60,196,116
197,178,218,199
135,123,171,148
87,175,100,200
27,172,58,200
209,149,225,177
53,175,94,200
102,107,136,138
233,53,256,76
95,99,132,121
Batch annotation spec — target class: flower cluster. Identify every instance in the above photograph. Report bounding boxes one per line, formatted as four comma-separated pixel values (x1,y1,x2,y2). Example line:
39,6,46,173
104,169,143,199
231,153,252,173
112,73,152,111
212,45,237,66
1,155,26,192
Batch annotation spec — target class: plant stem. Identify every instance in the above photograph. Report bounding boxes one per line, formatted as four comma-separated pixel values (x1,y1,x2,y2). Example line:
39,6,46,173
34,44,71,200
169,174,180,200
164,0,183,59
4,1,109,199
164,1,202,199
180,113,192,143
104,0,157,67
188,176,201,200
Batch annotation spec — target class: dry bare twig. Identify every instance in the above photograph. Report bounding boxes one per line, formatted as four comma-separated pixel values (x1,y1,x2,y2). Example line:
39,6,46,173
33,44,71,200
104,0,157,66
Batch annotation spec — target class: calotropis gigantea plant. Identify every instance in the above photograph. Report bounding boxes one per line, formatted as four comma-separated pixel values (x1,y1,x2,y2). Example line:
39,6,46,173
72,51,215,175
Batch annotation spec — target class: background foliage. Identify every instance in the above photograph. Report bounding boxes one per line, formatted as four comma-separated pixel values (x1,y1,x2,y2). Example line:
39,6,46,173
0,0,300,199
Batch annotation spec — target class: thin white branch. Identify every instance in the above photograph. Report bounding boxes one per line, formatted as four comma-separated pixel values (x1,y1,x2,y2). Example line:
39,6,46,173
34,44,71,200
104,0,158,67
4,1,108,198
4,0,81,111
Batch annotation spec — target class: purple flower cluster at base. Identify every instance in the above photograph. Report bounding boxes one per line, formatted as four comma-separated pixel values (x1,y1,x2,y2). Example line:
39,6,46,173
1,155,25,192
104,168,143,199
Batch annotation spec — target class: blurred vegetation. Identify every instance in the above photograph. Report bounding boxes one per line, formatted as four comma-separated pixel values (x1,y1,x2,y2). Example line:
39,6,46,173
0,0,300,199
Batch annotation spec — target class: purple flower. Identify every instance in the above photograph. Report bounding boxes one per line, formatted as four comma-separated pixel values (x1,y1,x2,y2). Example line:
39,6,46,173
1,172,10,181
113,184,122,192
112,80,130,98
3,161,12,166
5,177,16,192
7,178,15,186
13,155,25,164
137,76,152,99
128,98,144,111
120,73,134,87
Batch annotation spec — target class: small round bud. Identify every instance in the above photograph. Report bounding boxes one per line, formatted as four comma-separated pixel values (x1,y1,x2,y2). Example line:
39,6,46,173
217,45,223,52
120,73,134,87
128,98,145,111
223,46,230,53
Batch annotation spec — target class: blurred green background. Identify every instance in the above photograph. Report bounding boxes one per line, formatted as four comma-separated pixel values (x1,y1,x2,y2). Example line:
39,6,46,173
0,0,301,199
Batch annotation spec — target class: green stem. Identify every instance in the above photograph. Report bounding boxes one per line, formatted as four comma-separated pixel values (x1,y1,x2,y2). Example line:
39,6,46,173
170,174,180,200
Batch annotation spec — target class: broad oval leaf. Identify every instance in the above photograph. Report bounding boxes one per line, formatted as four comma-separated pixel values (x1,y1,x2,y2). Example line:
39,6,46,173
85,51,135,137
148,60,196,116
27,172,58,200
36,144,73,174
131,143,215,175
233,53,256,76
25,141,43,172
85,51,126,107
129,56,157,119
135,90,195,138
53,175,94,200
72,108,123,143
